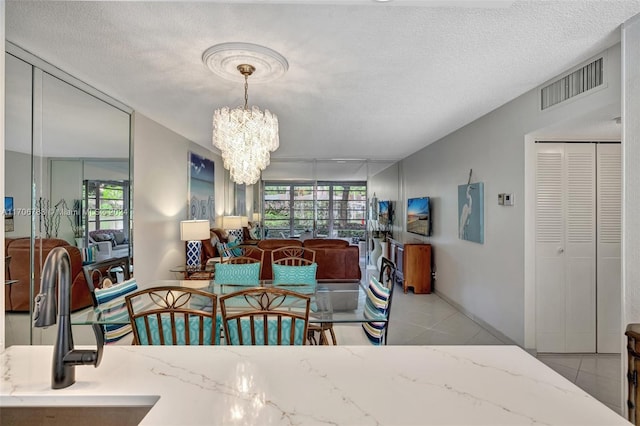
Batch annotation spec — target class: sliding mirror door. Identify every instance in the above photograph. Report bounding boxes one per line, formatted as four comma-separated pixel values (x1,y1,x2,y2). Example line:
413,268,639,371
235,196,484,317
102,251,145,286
4,49,132,346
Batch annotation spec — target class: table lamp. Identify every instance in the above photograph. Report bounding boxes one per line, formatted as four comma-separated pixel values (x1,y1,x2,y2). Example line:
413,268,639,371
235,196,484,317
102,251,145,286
221,215,248,242
180,220,210,267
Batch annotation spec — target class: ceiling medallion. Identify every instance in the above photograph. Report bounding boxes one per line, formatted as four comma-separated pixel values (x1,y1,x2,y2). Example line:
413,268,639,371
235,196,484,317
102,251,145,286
202,42,289,84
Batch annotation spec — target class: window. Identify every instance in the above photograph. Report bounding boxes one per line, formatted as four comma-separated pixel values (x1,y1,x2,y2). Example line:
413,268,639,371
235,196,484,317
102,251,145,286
84,180,130,232
263,182,366,239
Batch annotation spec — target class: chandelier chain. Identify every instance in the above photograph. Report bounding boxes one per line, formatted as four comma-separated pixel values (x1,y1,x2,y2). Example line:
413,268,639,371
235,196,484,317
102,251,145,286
244,74,249,110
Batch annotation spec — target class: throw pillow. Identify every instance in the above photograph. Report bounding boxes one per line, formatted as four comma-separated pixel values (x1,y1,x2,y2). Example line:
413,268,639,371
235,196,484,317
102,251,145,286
272,263,318,285
216,240,243,258
113,231,126,245
361,275,391,345
214,262,261,285
249,227,260,240
93,233,112,242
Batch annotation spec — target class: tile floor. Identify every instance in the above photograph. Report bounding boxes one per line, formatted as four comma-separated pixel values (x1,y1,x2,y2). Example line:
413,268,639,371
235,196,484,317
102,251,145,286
375,285,625,416
4,265,626,418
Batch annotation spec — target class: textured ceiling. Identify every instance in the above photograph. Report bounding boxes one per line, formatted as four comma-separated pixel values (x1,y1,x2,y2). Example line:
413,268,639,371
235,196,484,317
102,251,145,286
6,1,640,162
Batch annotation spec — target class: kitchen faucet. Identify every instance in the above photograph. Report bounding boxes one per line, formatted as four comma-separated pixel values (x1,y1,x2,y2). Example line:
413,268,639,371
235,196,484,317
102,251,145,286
33,247,104,389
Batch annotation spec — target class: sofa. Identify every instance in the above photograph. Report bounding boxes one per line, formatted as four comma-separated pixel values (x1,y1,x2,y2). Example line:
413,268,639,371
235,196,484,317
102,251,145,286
4,238,93,312
89,229,130,261
200,230,361,282
204,237,360,282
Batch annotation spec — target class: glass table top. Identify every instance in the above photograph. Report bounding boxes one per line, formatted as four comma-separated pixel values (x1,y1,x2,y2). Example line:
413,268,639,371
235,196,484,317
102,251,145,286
71,280,384,326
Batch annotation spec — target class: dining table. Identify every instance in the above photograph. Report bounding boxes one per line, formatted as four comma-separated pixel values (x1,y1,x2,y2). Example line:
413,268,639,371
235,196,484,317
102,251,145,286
70,279,381,328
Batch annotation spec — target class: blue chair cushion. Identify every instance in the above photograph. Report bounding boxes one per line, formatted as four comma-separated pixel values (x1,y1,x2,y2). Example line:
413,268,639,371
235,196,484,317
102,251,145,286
225,317,306,345
214,262,260,285
94,278,138,305
272,263,318,285
94,279,138,344
361,275,391,345
135,313,221,345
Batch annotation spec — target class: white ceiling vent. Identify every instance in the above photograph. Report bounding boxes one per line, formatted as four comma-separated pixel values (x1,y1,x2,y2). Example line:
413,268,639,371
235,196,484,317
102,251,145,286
541,57,603,110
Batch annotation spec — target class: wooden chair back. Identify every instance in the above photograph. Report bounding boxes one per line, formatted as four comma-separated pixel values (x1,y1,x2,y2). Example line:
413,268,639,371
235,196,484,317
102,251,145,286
219,287,310,345
83,256,132,307
271,246,316,266
224,245,264,265
125,286,218,345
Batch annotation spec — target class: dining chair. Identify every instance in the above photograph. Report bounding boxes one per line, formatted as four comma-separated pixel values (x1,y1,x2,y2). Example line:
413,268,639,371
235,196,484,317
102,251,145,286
332,257,397,345
219,287,310,345
82,256,132,307
125,286,219,345
222,245,264,277
369,257,397,345
271,246,316,265
270,246,328,344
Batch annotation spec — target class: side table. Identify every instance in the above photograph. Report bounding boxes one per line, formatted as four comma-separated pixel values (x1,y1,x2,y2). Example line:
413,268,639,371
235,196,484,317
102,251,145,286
170,262,217,280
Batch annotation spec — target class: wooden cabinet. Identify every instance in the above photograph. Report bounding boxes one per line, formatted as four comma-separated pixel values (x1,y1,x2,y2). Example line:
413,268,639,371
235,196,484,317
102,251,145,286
388,238,432,294
627,324,640,425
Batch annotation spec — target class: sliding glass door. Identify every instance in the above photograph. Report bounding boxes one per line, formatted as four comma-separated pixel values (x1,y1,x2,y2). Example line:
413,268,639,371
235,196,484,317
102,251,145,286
263,181,366,239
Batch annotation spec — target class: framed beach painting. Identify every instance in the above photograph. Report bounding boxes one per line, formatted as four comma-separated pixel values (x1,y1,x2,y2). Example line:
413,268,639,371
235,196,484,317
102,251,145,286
188,152,215,222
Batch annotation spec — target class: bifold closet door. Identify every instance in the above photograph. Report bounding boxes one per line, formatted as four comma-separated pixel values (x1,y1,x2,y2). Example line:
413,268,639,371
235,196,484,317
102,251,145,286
596,143,621,353
535,143,596,353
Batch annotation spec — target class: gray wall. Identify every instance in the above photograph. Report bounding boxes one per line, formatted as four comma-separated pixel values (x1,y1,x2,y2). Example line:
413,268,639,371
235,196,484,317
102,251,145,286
4,150,34,237
623,13,640,394
132,112,224,285
374,44,622,346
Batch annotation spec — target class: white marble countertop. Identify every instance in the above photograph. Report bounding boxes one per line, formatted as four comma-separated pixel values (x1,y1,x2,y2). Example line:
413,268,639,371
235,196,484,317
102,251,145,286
1,345,629,425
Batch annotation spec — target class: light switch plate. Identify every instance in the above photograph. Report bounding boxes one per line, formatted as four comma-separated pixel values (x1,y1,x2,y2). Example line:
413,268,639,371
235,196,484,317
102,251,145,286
504,193,514,206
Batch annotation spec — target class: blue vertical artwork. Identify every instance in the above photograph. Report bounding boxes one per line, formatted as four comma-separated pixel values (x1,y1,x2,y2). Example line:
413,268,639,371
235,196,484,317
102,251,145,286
458,182,484,244
188,152,215,222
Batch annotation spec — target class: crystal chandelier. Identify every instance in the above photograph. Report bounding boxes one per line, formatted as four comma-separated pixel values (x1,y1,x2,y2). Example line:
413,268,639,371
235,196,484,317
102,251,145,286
212,64,279,185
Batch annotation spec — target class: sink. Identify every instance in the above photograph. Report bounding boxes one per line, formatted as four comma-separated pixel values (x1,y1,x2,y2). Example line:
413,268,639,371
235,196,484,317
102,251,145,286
0,395,159,426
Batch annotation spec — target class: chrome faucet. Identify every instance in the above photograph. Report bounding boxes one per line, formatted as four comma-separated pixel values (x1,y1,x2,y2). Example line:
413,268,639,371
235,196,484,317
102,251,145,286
33,247,104,389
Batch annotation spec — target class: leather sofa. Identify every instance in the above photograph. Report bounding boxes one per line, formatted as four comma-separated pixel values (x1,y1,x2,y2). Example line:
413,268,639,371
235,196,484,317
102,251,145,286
4,238,93,312
250,238,361,282
200,231,361,282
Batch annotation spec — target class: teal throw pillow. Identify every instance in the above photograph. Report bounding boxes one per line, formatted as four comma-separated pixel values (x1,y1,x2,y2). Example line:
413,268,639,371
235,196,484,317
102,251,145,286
272,263,318,285
214,262,260,285
216,240,243,258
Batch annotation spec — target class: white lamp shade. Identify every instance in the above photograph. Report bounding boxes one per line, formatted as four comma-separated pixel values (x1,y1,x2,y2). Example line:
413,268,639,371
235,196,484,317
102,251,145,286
252,213,261,222
180,220,210,241
221,215,244,230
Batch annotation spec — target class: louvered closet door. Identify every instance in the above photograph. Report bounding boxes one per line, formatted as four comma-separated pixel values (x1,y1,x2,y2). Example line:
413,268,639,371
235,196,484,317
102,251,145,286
535,143,596,353
596,144,621,353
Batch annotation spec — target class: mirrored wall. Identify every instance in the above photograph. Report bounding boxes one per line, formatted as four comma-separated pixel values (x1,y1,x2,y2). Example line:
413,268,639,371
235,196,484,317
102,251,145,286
4,45,133,346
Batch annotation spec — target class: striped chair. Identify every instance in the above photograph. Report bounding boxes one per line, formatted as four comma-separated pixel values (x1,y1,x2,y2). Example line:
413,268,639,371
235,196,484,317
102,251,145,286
333,257,396,345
